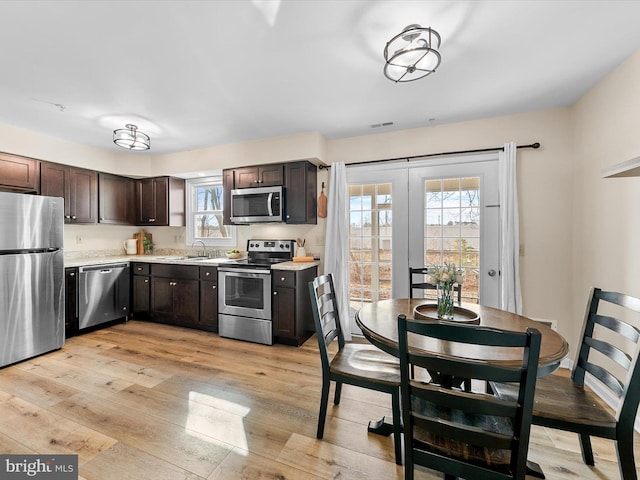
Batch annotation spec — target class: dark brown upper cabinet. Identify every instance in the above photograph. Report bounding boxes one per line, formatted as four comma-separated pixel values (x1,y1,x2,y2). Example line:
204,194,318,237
0,152,40,193
98,173,135,225
234,164,284,188
40,162,98,224
284,161,317,224
135,176,185,226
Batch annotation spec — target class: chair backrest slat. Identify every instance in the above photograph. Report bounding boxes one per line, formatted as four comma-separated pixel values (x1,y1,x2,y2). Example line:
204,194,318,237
583,336,632,370
578,358,625,397
412,383,519,418
593,313,640,343
414,415,515,451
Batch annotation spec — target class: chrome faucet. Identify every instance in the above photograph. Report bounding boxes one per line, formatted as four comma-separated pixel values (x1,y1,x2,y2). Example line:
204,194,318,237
192,240,207,257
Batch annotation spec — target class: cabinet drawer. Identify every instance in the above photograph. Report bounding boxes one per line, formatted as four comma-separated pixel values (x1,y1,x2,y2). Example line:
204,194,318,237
151,263,199,280
273,271,295,288
199,266,217,280
132,262,150,275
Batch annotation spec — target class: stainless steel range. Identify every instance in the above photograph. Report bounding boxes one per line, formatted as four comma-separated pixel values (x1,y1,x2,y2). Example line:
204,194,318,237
218,239,294,345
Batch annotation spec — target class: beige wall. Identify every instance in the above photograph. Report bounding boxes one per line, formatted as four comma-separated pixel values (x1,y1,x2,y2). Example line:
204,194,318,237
569,49,640,349
5,49,640,355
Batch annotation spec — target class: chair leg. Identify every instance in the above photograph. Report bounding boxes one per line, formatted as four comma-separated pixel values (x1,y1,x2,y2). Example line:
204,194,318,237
391,389,402,465
579,433,595,465
616,431,638,480
317,379,330,439
333,381,343,405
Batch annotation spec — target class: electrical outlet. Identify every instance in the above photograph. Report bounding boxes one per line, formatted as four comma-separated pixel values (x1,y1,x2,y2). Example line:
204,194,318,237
76,235,83,244
316,235,325,246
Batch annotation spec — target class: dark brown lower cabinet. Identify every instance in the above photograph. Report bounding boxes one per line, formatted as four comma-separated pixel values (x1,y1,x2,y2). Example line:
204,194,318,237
150,277,199,326
272,266,317,346
64,267,78,338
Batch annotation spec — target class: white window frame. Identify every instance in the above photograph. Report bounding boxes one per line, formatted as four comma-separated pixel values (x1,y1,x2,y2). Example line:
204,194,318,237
186,176,236,247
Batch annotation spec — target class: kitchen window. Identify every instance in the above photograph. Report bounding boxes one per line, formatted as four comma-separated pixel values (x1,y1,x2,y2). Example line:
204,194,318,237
186,176,236,247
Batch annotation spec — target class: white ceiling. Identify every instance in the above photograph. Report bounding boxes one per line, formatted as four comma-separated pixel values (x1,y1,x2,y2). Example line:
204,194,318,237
1,0,640,155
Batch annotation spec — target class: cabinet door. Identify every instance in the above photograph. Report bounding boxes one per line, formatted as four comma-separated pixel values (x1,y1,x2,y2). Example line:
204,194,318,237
99,173,135,224
173,279,199,326
69,167,97,223
150,277,175,320
153,177,169,226
0,152,40,192
64,268,78,338
285,161,317,224
234,167,260,188
273,286,296,337
136,178,156,224
259,165,284,186
132,275,150,314
41,162,71,220
199,280,218,331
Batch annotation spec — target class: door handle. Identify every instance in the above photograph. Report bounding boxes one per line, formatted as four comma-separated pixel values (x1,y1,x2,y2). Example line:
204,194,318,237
488,269,497,277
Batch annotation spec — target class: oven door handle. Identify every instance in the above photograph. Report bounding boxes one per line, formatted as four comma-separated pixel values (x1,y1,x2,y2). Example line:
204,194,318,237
219,268,271,276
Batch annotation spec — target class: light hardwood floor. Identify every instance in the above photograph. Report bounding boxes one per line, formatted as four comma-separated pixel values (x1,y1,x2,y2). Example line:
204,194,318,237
0,320,637,479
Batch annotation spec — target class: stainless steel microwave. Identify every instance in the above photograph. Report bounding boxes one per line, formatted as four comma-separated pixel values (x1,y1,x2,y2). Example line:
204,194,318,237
230,186,283,223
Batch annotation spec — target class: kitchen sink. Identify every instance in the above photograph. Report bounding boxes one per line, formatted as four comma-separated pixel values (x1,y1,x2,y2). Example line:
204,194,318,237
160,256,212,262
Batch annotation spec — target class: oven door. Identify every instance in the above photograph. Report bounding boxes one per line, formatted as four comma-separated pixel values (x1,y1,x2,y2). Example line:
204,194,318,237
218,267,272,320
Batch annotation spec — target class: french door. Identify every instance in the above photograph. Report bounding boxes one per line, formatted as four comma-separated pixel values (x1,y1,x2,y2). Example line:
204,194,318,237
347,155,499,335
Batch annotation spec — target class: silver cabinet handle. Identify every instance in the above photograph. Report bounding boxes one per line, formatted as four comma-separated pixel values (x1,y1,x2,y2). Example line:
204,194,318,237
144,279,149,283
212,285,217,289
69,272,75,277
71,215,76,220
205,272,211,276
273,291,278,295
149,218,156,222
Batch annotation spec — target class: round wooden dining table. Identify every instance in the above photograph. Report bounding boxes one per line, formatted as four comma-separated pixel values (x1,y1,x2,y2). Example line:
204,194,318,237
356,298,569,377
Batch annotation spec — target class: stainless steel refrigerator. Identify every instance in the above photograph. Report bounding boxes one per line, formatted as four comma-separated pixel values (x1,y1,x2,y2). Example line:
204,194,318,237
0,192,64,367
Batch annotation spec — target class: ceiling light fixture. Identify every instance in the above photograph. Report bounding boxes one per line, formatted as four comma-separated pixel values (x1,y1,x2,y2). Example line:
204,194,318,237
384,24,441,83
113,124,150,151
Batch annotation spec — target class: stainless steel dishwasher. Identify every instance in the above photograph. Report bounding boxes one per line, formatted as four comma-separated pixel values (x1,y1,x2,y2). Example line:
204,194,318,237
78,263,130,330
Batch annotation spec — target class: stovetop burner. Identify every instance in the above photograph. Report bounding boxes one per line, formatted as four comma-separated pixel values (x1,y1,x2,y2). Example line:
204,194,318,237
222,239,295,269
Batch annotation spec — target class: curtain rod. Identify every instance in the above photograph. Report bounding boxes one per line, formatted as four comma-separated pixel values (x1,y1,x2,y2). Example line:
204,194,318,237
317,142,540,170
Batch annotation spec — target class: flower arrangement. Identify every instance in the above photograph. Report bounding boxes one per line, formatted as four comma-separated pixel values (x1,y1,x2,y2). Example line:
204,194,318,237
428,263,463,320
428,263,463,287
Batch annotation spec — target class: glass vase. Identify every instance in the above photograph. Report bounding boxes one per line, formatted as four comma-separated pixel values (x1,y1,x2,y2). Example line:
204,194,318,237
437,283,455,320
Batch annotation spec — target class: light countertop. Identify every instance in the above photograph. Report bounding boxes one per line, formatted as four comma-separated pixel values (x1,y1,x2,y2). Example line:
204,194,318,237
64,254,319,271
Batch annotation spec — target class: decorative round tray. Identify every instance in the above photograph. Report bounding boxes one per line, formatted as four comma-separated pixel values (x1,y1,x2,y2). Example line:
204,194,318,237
413,303,480,324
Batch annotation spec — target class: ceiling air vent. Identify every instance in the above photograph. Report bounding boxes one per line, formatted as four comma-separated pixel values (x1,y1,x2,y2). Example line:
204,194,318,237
370,121,394,129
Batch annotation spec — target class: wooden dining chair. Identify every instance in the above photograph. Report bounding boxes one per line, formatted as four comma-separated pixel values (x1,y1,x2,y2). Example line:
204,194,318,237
409,266,470,392
409,267,462,302
308,274,403,465
397,314,541,480
492,287,640,480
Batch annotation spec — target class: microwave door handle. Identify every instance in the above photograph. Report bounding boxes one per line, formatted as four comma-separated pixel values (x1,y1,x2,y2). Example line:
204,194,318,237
267,192,273,216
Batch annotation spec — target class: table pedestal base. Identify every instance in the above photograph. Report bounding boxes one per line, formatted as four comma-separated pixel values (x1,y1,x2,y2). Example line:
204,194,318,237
367,416,395,436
